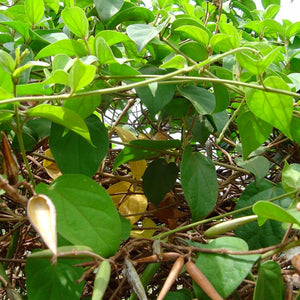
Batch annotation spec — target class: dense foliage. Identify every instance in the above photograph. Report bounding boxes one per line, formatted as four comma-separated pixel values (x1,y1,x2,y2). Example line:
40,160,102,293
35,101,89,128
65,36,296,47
0,0,300,299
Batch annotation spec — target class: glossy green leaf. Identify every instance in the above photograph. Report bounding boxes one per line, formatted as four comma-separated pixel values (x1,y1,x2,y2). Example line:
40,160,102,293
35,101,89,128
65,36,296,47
235,156,269,183
127,23,163,52
44,0,59,13
62,7,89,39
114,139,181,169
94,0,124,22
253,201,300,226
234,180,287,249
26,257,84,300
213,83,229,113
36,39,88,59
181,145,218,221
36,174,121,257
193,237,259,299
69,59,96,92
253,261,284,300
27,104,92,144
17,82,52,96
160,55,187,69
142,159,179,207
95,36,117,64
178,86,215,114
282,162,300,193
43,70,70,86
49,114,108,177
107,6,154,29
175,25,209,45
179,41,208,61
262,0,280,9
95,30,131,46
64,94,101,120
236,47,281,75
25,0,44,26
245,76,293,138
219,23,241,49
237,106,272,159
135,67,176,116
0,50,15,74
287,22,300,39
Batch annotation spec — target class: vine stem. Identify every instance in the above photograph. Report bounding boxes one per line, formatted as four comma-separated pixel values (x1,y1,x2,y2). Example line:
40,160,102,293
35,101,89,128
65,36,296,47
153,190,297,240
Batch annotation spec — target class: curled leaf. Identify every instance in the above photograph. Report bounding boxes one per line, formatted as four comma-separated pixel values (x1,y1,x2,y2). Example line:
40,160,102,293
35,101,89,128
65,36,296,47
43,149,62,179
27,194,57,257
92,260,111,300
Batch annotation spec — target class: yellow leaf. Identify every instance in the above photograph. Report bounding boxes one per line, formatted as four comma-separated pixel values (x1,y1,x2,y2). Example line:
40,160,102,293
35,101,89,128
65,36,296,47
129,160,147,181
107,181,131,206
119,194,148,225
153,131,168,140
115,126,137,143
130,218,157,238
43,149,62,179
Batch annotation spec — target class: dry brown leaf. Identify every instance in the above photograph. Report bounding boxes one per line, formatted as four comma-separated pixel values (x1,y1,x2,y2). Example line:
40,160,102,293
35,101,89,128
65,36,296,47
150,193,186,229
130,218,157,238
43,149,62,179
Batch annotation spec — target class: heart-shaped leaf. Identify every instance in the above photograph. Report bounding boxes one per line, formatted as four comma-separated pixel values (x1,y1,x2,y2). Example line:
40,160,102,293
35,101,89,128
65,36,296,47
36,174,121,257
142,159,179,206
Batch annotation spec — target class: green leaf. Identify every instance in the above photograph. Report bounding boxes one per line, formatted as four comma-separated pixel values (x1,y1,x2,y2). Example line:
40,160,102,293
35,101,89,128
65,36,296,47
142,159,179,207
17,82,53,96
160,55,187,69
175,25,209,45
193,237,259,299
135,68,176,116
253,201,300,226
44,0,59,13
263,4,280,19
127,23,163,52
179,41,208,61
94,0,124,22
178,86,215,115
253,261,284,300
43,70,70,86
287,22,300,39
236,48,281,75
95,30,131,46
262,0,280,9
165,289,193,300
212,83,229,113
26,257,84,300
36,39,88,59
245,76,293,138
0,50,15,74
237,106,272,159
69,59,96,92
181,145,218,222
114,139,181,169
49,114,108,177
25,0,44,26
235,156,269,183
95,36,117,64
219,23,241,49
282,162,300,193
27,104,92,144
234,180,287,249
62,6,89,39
64,94,101,120
36,174,121,257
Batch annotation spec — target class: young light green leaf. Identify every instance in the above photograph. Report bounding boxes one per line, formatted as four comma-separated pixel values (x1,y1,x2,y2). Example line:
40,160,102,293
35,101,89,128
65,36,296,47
282,162,300,193
92,260,111,300
181,145,218,222
95,36,117,65
27,104,92,144
178,86,215,115
253,261,284,300
245,76,293,139
262,0,280,9
69,59,96,92
175,25,209,45
160,55,187,69
94,0,124,22
25,0,44,26
36,174,121,257
0,50,15,74
44,0,59,13
237,106,272,159
253,201,300,226
36,40,88,59
62,7,89,39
